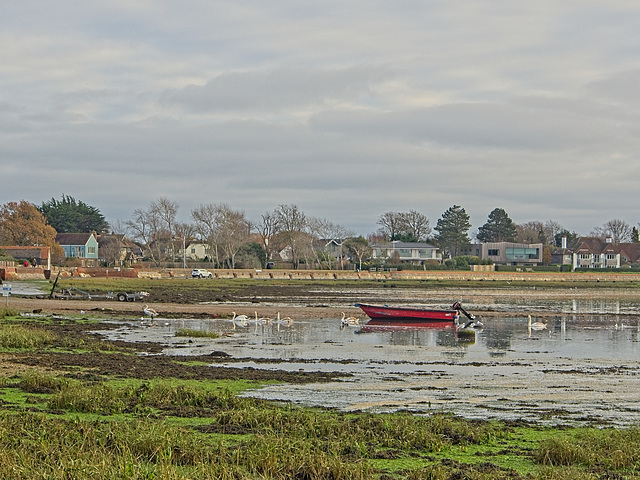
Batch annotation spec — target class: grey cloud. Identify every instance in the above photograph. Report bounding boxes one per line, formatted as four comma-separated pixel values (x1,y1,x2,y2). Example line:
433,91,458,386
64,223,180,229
158,65,391,113
309,101,618,152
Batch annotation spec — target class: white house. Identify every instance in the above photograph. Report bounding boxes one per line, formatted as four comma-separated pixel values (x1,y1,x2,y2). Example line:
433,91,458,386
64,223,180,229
370,241,442,265
180,242,210,261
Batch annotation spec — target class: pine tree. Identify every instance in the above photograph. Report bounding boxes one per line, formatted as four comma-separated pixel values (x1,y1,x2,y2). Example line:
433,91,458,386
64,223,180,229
39,195,109,233
477,208,517,243
433,205,471,257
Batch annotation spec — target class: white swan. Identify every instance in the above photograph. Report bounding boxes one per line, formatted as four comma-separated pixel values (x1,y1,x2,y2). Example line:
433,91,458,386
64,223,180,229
254,311,272,325
275,312,293,326
230,311,250,328
143,304,158,319
341,312,360,326
528,315,547,330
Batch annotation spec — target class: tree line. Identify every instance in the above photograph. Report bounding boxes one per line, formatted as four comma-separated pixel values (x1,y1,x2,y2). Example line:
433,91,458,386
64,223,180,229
1,196,639,268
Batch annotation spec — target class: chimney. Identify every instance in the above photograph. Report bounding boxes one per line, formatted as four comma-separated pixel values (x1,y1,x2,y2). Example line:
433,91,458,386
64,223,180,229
561,236,567,249
606,236,612,244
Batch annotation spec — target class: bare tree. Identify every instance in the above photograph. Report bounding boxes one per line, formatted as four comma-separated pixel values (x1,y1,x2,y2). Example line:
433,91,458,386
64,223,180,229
400,210,431,241
255,211,281,266
592,219,632,244
109,219,131,236
191,203,221,265
344,236,372,271
191,203,251,267
307,217,354,269
377,211,404,241
544,220,564,245
216,204,251,268
515,221,545,244
516,220,565,245
274,204,309,269
151,198,179,260
126,206,162,265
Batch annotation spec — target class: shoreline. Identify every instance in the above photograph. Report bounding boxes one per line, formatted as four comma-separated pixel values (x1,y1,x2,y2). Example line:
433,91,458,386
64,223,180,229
7,283,640,320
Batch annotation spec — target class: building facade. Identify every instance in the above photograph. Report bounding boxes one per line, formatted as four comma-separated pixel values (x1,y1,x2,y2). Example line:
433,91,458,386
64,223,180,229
370,241,442,265
55,232,99,266
470,242,544,266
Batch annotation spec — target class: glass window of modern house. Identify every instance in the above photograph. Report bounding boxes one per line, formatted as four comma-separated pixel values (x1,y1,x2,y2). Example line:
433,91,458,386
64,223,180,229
506,247,540,260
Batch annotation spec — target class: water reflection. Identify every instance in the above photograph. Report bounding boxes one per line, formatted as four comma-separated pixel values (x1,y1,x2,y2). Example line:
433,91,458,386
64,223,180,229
98,295,640,426
112,310,640,362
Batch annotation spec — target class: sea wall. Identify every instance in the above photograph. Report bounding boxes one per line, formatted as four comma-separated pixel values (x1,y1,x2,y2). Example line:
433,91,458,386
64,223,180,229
8,266,640,283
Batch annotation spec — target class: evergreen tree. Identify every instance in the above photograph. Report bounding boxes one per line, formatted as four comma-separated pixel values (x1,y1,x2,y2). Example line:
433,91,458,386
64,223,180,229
433,205,471,257
39,195,109,233
632,226,639,243
477,208,517,243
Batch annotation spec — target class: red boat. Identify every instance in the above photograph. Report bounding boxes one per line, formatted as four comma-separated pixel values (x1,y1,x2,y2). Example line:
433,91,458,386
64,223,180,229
355,301,475,325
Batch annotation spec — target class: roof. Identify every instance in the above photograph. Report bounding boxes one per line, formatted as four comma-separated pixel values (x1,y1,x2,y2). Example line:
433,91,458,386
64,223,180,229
0,246,50,259
618,243,640,263
55,233,96,246
571,237,640,262
373,241,438,249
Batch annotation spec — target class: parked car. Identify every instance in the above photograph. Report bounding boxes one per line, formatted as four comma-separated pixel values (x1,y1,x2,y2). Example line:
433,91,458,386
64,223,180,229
191,268,213,278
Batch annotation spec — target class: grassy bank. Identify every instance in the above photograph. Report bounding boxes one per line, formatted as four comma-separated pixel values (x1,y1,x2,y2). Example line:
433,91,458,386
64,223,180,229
2,369,640,479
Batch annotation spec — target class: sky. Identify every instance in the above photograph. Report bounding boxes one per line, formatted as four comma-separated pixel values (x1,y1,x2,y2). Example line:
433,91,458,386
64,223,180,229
3,1,640,238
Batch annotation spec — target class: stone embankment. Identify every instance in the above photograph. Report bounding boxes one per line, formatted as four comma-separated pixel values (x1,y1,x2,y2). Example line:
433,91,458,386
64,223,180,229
4,265,640,284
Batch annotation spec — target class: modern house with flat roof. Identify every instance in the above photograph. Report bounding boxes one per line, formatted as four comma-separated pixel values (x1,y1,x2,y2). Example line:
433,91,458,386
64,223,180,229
469,242,544,266
370,241,442,265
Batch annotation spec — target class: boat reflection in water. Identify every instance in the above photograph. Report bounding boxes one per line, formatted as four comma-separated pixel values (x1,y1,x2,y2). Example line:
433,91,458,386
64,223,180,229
357,319,479,343
358,319,456,331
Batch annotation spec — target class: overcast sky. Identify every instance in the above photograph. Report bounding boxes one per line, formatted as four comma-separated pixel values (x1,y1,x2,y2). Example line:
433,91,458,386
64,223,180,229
3,1,640,237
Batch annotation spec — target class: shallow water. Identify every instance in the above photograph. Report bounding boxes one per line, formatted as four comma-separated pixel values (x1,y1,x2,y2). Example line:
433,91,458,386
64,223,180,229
99,296,640,427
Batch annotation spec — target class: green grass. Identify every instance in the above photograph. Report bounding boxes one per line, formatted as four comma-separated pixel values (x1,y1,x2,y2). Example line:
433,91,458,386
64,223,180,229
0,323,57,349
0,307,19,318
174,328,220,338
53,275,640,296
1,370,640,478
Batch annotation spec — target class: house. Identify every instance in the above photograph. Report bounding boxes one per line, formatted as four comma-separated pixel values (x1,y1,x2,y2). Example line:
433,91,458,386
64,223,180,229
570,237,620,269
371,241,442,265
181,242,210,261
617,243,640,267
312,239,346,268
97,234,143,266
55,232,99,267
470,242,544,266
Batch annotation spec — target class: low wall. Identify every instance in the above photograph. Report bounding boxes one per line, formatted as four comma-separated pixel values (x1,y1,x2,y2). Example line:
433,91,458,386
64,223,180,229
8,266,640,283
207,269,640,283
2,267,49,281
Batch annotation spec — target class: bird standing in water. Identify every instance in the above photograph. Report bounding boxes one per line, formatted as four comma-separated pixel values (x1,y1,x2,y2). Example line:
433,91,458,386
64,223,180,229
143,304,158,320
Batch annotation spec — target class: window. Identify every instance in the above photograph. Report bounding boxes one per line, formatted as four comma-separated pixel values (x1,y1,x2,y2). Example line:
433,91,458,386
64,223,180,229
488,249,499,256
506,247,540,260
87,247,96,255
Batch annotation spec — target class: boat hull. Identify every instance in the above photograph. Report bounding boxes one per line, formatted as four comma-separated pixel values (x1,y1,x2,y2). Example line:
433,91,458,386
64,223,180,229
354,303,459,323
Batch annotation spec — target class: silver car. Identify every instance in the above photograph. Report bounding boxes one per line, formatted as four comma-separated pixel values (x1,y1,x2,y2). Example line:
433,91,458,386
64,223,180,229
191,268,213,278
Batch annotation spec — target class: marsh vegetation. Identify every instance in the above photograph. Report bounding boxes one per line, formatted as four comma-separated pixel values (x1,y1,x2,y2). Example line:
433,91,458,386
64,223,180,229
2,278,640,478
